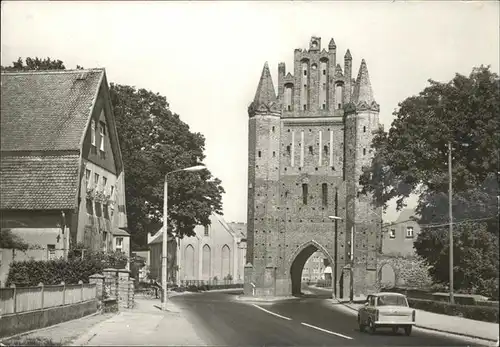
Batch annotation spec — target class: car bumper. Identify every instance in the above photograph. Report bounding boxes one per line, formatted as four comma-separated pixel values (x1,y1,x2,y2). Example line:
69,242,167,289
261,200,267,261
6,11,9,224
374,321,415,326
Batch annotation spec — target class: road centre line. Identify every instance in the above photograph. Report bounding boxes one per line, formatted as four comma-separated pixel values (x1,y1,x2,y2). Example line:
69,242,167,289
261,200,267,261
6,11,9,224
252,304,292,321
300,322,353,340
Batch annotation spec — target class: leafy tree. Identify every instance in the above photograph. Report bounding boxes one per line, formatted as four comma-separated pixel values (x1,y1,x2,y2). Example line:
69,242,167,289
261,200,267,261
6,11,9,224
414,222,499,298
0,229,29,251
110,84,224,250
68,242,128,269
359,66,499,294
1,57,66,71
360,65,499,216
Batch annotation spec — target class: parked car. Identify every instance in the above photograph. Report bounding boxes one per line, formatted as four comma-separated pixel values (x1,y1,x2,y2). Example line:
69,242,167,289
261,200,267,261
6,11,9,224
358,292,416,336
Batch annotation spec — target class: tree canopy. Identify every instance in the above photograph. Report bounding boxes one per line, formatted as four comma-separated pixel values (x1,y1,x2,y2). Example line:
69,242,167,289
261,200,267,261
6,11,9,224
359,65,499,297
1,57,67,71
360,65,499,227
1,57,225,251
413,221,499,298
110,84,224,249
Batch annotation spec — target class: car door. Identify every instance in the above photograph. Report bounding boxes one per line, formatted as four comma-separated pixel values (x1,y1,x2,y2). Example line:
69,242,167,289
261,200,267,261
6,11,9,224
366,295,376,322
361,295,372,324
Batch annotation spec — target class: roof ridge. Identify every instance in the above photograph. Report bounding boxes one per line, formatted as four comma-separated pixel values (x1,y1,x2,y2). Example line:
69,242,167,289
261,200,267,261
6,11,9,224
1,68,105,75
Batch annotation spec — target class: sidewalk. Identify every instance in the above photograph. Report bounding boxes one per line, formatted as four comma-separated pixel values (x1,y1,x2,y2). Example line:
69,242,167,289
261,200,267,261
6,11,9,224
333,298,499,343
71,298,207,346
0,312,115,346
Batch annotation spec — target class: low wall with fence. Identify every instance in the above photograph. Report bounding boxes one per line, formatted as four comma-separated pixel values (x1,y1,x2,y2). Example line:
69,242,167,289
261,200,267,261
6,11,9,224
0,281,98,338
179,279,244,287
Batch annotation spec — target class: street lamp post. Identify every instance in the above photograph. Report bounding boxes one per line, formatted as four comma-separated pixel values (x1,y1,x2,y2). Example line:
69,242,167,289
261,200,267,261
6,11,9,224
162,164,206,311
448,141,455,305
328,215,343,299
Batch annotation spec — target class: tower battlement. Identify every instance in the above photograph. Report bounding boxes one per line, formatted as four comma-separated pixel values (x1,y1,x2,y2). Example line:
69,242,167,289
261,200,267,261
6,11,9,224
275,37,377,118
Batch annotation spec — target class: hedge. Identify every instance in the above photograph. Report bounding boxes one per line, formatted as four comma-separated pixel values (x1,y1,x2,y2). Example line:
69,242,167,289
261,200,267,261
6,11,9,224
6,257,118,287
172,283,243,292
408,298,499,323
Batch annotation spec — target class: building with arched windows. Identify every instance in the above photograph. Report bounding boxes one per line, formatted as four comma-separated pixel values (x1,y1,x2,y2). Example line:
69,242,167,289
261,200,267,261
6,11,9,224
178,214,247,283
148,213,247,284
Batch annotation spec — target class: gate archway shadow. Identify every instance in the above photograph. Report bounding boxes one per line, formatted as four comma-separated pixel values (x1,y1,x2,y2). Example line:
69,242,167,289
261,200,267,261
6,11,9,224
288,240,335,297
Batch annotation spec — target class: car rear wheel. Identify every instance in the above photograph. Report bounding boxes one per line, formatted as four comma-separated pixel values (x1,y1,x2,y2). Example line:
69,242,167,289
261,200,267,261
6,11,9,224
368,318,376,334
358,316,365,332
404,325,412,336
392,326,399,334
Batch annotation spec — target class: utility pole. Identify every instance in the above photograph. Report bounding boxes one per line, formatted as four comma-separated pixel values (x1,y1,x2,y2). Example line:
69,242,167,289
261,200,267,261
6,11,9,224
161,165,206,311
350,225,354,302
448,141,455,305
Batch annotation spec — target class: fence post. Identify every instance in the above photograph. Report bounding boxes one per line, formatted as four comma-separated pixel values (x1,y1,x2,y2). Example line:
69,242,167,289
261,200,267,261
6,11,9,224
79,280,84,302
38,282,44,309
10,284,17,313
61,281,66,305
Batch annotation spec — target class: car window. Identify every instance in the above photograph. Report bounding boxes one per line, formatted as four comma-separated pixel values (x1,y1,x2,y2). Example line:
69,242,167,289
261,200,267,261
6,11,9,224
377,295,408,306
369,296,376,306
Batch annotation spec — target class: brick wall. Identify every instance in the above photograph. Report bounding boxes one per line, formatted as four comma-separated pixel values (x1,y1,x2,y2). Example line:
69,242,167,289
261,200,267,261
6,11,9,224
246,37,382,298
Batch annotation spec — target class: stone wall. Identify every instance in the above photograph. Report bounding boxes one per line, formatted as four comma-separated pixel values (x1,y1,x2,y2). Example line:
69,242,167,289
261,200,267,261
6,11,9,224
377,254,433,289
90,268,134,309
0,299,97,338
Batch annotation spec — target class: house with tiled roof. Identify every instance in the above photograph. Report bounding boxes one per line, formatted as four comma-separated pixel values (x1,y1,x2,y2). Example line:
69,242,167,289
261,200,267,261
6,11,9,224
0,69,130,275
147,213,247,284
381,208,420,256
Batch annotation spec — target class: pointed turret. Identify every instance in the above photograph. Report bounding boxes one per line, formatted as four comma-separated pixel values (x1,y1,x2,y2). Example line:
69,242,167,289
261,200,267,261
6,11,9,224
328,38,336,50
352,59,379,112
353,59,374,104
249,62,279,117
253,62,277,105
345,49,352,60
344,49,353,103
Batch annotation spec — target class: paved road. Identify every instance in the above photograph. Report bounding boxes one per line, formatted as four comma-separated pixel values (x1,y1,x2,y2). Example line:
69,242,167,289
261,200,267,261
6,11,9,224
171,287,489,346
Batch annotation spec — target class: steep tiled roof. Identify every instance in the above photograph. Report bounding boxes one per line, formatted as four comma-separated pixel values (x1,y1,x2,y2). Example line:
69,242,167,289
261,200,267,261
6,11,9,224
0,69,106,210
1,69,104,151
0,154,80,210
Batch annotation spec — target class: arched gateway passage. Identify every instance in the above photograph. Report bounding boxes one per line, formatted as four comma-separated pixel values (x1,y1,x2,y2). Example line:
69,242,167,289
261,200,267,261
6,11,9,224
289,240,335,296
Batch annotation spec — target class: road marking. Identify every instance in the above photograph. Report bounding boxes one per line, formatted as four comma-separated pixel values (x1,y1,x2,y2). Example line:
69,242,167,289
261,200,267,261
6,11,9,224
252,304,292,321
300,322,353,340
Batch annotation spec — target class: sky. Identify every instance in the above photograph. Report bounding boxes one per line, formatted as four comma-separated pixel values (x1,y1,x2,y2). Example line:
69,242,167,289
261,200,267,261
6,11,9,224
1,1,499,223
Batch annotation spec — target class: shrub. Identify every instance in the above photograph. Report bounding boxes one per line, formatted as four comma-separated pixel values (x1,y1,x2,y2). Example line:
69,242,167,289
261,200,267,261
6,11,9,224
408,298,499,323
4,337,62,346
187,285,199,292
6,248,128,287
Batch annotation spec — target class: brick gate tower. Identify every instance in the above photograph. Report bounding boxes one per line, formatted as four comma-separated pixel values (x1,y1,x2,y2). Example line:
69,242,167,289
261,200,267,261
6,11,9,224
244,37,383,298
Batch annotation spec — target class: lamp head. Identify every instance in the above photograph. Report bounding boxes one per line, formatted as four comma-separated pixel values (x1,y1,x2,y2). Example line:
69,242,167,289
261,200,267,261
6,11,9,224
183,165,206,172
328,215,343,220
